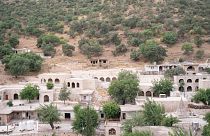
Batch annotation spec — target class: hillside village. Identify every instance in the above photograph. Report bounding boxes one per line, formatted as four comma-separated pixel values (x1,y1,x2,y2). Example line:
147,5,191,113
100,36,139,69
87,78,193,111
0,0,210,136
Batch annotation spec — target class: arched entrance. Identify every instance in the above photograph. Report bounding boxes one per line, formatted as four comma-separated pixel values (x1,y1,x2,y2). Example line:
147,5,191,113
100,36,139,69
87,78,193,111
106,77,111,82
14,94,19,100
187,66,195,71
100,77,105,82
44,95,49,102
109,128,116,135
55,78,60,84
72,82,75,88
146,91,152,97
187,86,192,92
48,78,53,83
138,91,144,96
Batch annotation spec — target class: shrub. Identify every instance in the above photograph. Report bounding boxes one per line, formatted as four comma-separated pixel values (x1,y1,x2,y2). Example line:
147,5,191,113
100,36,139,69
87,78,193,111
181,43,193,55
152,79,173,97
8,35,19,48
25,26,43,37
163,32,177,45
141,41,167,63
47,82,54,89
42,45,56,57
113,44,128,56
78,39,103,58
130,50,141,61
128,37,142,47
164,67,186,78
37,34,62,48
194,36,203,47
195,50,204,59
122,16,139,29
102,101,120,119
7,100,13,107
162,115,179,127
192,89,210,105
110,34,121,46
62,44,75,57
0,44,14,59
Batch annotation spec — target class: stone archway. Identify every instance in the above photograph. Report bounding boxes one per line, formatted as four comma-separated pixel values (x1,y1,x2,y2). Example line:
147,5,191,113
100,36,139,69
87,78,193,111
187,79,192,83
112,77,117,81
14,94,19,100
146,91,152,97
100,77,105,82
187,86,192,92
44,95,49,102
106,77,111,82
138,91,144,96
195,79,199,83
72,82,75,88
48,78,53,83
109,128,116,135
55,78,60,84
187,66,195,71
77,83,80,88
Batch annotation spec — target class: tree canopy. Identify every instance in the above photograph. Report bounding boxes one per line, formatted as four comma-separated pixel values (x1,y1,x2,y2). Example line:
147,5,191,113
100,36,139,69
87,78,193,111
20,84,39,103
152,79,174,97
72,105,98,136
102,101,120,119
192,88,210,105
59,83,71,104
37,103,60,130
108,71,139,104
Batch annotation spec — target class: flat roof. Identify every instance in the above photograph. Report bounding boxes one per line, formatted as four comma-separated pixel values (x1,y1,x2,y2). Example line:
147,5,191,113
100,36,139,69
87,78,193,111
120,104,143,112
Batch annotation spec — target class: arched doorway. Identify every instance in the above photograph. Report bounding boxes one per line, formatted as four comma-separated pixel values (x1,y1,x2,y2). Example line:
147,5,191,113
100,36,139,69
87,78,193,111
187,86,192,92
179,79,184,83
112,77,117,81
67,82,70,87
195,79,199,83
14,94,19,100
77,83,80,88
159,66,163,71
55,78,60,84
187,66,195,71
106,77,111,82
146,91,152,97
179,86,184,92
44,95,49,102
100,77,105,82
138,91,144,96
72,82,75,88
187,79,192,83
48,78,53,83
109,128,116,135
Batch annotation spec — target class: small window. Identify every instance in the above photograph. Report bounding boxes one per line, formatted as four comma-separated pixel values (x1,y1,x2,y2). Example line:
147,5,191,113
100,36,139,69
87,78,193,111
101,113,104,118
84,96,86,100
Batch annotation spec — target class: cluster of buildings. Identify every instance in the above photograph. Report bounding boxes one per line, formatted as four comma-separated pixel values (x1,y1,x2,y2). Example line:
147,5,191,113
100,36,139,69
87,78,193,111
0,59,210,135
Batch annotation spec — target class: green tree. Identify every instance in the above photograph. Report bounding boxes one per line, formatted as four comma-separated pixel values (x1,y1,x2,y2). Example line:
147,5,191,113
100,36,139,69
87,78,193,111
59,84,71,104
42,44,56,57
141,41,167,63
73,105,98,136
108,71,139,104
7,55,30,77
192,89,210,105
194,36,203,48
130,50,141,61
202,112,210,136
37,104,60,130
37,34,62,48
164,67,186,79
62,44,75,57
152,79,173,97
161,115,179,127
143,100,165,126
163,32,177,45
20,84,39,103
102,101,120,119
8,35,19,48
47,82,54,89
22,53,43,72
0,44,13,59
181,43,193,55
113,44,128,56
195,50,204,59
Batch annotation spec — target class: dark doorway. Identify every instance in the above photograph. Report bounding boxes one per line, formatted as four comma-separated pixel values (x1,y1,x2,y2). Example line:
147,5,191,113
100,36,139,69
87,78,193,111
65,113,71,119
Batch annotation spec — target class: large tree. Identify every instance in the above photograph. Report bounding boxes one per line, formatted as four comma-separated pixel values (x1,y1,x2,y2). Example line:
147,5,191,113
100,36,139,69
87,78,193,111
152,79,173,97
141,41,167,63
37,104,60,129
108,71,139,104
59,83,71,104
143,100,165,126
102,101,120,119
73,105,98,136
193,89,210,105
20,84,39,103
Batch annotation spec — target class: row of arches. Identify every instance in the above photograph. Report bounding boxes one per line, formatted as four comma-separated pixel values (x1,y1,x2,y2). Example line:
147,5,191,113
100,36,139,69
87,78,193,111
179,79,199,83
67,82,80,88
94,77,117,82
138,91,153,97
178,86,198,92
41,78,60,84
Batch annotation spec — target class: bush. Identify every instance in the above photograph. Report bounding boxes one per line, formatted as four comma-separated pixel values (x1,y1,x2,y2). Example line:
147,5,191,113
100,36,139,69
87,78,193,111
0,44,14,59
195,50,204,59
162,115,179,127
113,44,128,56
181,43,193,55
128,37,142,47
25,26,43,37
78,39,103,58
102,101,120,119
164,67,186,78
42,45,56,57
111,34,121,46
37,34,62,48
7,100,13,107
141,41,167,63
152,79,173,97
192,89,210,105
130,50,141,61
47,82,54,89
8,35,19,48
194,36,203,47
62,44,75,57
163,32,177,45
122,16,139,29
